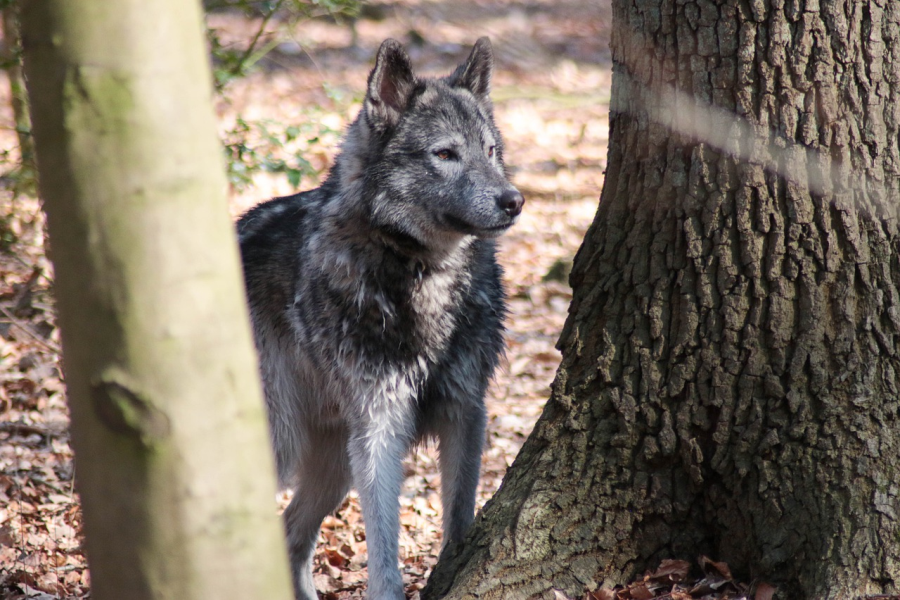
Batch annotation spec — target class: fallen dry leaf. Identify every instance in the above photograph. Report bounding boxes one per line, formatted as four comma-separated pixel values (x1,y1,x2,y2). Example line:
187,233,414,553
627,582,655,600
649,559,691,584
698,556,733,580
754,582,776,600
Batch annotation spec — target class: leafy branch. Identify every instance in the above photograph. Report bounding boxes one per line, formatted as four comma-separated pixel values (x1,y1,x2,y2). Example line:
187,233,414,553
1,0,362,210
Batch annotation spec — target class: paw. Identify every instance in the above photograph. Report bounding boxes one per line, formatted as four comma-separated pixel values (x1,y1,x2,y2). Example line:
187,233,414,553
293,571,318,600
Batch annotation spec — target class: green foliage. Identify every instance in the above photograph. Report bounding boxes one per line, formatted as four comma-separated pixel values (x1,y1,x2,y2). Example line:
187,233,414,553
1,0,362,207
1,2,39,213
206,0,360,91
206,0,361,189
0,212,20,253
0,147,37,200
223,115,340,190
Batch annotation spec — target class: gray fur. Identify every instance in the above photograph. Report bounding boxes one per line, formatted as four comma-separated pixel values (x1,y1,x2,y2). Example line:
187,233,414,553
238,37,523,600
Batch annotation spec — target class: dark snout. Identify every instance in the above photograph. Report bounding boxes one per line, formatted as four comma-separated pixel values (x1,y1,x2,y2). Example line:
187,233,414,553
441,183,524,238
497,189,524,218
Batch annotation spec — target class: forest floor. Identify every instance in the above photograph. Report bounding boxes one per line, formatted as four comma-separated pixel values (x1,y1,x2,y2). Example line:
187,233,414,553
0,2,762,599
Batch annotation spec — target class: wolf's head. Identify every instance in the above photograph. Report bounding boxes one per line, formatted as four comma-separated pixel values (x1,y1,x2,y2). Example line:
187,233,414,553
335,38,524,256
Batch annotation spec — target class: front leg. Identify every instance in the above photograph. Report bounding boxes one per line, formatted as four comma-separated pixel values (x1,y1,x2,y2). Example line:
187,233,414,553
435,404,487,545
346,408,412,600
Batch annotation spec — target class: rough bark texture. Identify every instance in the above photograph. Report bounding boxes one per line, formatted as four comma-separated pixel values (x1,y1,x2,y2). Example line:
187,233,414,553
424,1,900,598
22,1,293,599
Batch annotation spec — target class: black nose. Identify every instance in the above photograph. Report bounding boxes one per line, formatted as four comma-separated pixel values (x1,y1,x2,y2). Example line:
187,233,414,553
498,189,524,217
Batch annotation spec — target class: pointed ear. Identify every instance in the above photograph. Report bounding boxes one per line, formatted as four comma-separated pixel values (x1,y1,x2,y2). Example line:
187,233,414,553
365,39,416,131
448,37,493,104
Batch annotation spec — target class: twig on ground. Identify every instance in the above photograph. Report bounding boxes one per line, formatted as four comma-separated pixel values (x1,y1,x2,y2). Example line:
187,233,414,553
0,303,59,353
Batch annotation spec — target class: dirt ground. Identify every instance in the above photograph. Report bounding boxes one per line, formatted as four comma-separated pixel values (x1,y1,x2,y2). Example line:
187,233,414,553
0,2,618,598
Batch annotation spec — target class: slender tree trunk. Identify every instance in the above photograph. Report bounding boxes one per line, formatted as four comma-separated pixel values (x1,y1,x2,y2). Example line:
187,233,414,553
21,2,292,599
1,2,35,190
425,1,900,598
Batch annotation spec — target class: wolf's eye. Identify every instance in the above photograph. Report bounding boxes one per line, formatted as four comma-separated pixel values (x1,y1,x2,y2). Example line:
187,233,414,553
435,149,454,160
487,146,495,158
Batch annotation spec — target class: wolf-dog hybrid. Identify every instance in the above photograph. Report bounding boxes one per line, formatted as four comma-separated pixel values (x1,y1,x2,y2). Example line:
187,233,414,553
238,37,523,599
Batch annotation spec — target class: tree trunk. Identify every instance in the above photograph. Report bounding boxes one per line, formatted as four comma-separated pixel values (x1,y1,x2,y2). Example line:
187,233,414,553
424,0,900,598
1,2,36,193
21,2,293,599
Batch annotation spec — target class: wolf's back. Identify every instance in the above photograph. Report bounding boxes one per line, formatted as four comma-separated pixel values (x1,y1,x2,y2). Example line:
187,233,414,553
237,192,314,339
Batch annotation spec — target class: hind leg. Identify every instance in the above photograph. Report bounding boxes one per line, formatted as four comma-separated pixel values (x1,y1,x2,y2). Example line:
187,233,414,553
283,427,351,600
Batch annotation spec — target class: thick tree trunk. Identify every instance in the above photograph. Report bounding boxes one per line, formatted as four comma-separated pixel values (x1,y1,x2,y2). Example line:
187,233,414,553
21,2,292,599
425,1,900,599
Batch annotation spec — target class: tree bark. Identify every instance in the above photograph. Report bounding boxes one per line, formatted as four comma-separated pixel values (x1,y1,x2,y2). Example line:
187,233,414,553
424,0,900,598
21,2,292,599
